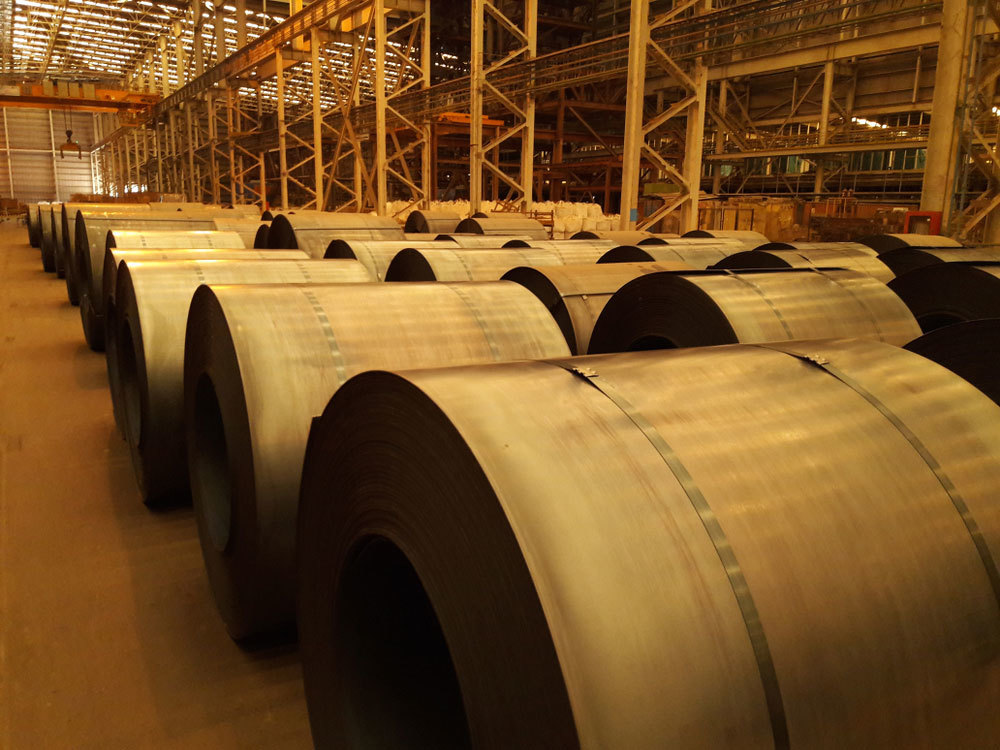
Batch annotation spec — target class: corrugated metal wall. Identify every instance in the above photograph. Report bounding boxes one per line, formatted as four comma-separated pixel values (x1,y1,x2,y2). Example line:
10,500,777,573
1,108,96,203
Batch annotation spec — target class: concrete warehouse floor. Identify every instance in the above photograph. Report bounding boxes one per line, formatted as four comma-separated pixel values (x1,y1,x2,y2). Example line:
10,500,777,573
0,224,311,748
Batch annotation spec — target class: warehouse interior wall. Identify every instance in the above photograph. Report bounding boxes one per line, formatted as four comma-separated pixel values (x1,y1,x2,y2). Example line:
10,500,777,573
0,107,97,202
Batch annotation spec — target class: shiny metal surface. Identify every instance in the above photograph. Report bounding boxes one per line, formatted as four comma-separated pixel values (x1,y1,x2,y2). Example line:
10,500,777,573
860,233,963,252
50,204,68,278
878,247,1000,276
112,258,371,506
889,262,1000,332
77,216,221,351
905,318,1000,405
62,203,150,303
500,239,617,264
571,229,661,244
598,243,732,268
267,212,405,255
757,241,879,255
325,240,453,280
454,217,548,239
403,210,462,234
434,234,532,247
502,261,692,354
588,268,921,353
102,248,308,439
297,339,1000,748
385,247,563,281
682,228,770,242
185,280,570,639
107,229,246,250
713,247,895,282
208,217,271,247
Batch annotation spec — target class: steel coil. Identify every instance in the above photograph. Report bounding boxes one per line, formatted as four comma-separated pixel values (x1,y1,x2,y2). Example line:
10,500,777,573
26,203,42,248
682,228,770,242
267,212,404,255
878,247,1000,276
385,247,563,281
62,203,151,302
757,241,879,255
51,204,70,278
112,258,372,506
598,243,732,268
404,233,442,242
403,210,462,234
499,239,615,263
38,203,58,273
860,233,963,252
587,268,921,353
502,261,692,354
434,234,531,247
571,229,663,244
208,217,271,247
904,319,1000,405
78,218,223,350
184,280,570,640
102,248,308,438
888,263,1000,332
454,217,548,239
713,247,894,282
107,229,246,250
296,338,1000,748
325,240,453,280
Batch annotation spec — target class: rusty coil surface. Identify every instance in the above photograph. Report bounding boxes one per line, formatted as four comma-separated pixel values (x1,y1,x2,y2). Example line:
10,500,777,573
598,243,733,268
877,247,1000,276
77,218,223,351
385,247,564,281
403,210,462,234
184,280,570,640
454,217,548,239
888,263,1000,332
499,239,616,263
325,240,454,280
571,229,662,244
296,339,1000,748
502,261,692,354
588,268,921,353
267,212,405,255
713,247,895,283
682,229,770,242
434,234,531,247
860,233,963,253
112,258,372,506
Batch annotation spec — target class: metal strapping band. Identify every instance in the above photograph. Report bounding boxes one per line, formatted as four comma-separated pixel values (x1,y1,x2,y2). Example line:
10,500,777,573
192,264,206,284
766,345,1000,610
360,247,382,280
448,249,476,280
721,270,795,339
299,288,348,384
295,260,314,283
554,362,791,750
447,284,503,361
809,268,886,340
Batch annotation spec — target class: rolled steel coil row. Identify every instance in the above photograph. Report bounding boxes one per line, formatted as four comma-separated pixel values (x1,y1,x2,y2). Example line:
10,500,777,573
41,207,1000,747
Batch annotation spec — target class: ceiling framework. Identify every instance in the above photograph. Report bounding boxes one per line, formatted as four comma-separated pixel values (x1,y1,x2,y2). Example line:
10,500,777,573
72,0,1000,238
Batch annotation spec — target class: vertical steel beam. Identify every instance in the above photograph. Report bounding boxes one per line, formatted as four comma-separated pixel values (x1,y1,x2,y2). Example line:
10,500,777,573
920,0,969,222
813,60,834,196
680,60,707,232
469,0,484,212
712,80,727,196
311,28,324,208
619,0,649,229
275,50,289,210
236,0,247,49
374,0,388,215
